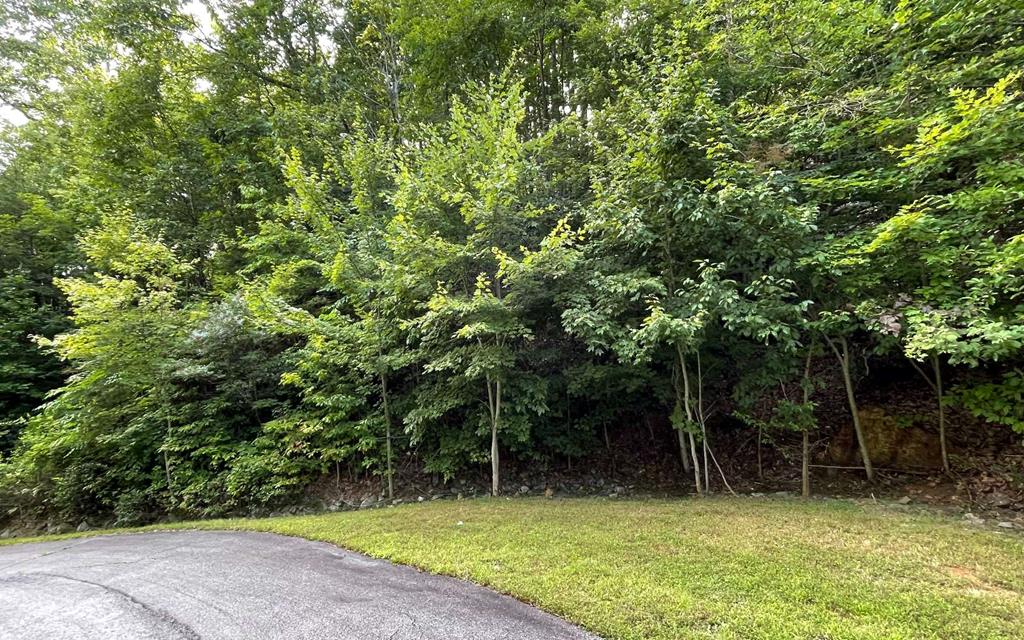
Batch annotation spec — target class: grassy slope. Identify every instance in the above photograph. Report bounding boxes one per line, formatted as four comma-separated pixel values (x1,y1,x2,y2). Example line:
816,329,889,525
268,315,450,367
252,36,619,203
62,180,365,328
3,497,1023,639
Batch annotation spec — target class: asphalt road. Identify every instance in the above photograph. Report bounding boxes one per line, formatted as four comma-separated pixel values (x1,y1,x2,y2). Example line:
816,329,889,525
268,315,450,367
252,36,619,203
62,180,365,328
0,530,599,640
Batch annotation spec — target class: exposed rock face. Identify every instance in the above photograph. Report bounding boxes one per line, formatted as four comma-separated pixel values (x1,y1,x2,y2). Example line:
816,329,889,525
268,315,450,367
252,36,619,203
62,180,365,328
829,406,943,469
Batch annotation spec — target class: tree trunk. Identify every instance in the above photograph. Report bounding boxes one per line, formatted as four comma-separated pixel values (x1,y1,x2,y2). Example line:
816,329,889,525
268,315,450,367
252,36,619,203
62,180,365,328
703,439,710,493
697,351,709,494
490,377,502,497
802,431,810,498
678,349,703,496
381,372,395,500
163,450,173,495
164,414,174,501
688,433,702,496
801,346,813,498
933,353,949,473
909,353,950,474
672,350,690,473
757,425,763,480
678,429,691,471
828,335,874,482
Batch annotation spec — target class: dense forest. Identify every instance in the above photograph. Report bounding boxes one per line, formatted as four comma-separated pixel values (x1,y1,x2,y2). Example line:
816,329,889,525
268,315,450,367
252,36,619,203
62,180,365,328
0,0,1022,526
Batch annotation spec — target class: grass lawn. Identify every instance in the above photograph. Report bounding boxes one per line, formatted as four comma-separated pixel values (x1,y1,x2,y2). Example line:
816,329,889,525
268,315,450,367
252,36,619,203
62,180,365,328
3,497,1023,639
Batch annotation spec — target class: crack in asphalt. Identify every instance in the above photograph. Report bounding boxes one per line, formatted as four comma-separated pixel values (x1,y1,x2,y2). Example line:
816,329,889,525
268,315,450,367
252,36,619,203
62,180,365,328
34,540,196,571
133,575,242,625
0,537,98,571
5,572,202,640
0,531,599,640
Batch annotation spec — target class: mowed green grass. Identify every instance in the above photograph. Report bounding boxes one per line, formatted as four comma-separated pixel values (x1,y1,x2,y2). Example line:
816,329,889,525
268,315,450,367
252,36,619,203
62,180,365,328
4,497,1023,639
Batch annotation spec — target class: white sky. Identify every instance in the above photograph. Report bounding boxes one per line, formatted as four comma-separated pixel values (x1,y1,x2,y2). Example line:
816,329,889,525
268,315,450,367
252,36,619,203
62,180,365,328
0,105,28,127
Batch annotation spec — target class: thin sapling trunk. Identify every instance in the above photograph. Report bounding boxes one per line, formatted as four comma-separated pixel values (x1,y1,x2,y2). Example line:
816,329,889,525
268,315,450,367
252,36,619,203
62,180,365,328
697,351,709,494
678,347,703,496
672,357,691,472
934,353,948,473
679,430,692,472
492,378,502,496
908,353,950,473
801,346,813,498
826,334,874,482
757,425,763,480
485,373,503,497
381,371,395,500
802,431,810,498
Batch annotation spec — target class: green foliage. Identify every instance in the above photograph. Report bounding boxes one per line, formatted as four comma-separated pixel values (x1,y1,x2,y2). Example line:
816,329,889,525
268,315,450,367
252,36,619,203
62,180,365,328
955,370,1024,435
392,76,556,478
2,0,1024,521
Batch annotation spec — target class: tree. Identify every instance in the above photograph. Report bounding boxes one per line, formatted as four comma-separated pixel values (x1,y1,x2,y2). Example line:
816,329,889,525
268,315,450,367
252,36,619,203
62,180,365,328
392,76,549,495
6,212,188,521
563,27,815,493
